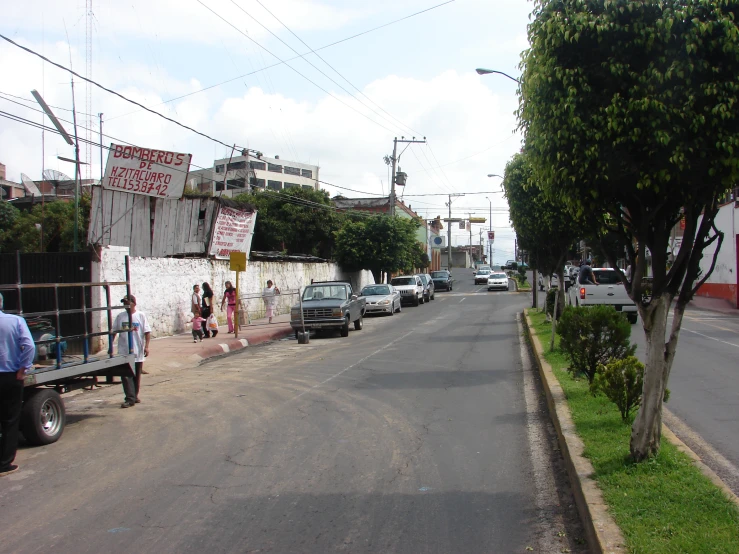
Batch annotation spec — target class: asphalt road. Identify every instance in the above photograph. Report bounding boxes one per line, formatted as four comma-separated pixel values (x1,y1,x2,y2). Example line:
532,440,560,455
1,273,588,553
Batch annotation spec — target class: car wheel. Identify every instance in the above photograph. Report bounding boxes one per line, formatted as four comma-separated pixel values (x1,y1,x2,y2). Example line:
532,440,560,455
21,389,65,446
354,316,363,330
295,330,299,340
627,313,638,325
397,302,402,313
413,294,419,306
431,291,435,300
340,317,350,337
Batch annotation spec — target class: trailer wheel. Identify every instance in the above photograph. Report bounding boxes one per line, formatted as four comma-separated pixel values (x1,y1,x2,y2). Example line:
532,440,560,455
21,389,65,446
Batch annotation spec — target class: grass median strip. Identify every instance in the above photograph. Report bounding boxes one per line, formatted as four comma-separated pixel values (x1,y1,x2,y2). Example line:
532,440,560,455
527,308,739,554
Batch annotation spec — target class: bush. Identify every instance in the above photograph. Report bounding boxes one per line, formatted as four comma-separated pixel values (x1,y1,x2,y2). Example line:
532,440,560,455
517,265,528,284
557,305,636,383
591,356,644,422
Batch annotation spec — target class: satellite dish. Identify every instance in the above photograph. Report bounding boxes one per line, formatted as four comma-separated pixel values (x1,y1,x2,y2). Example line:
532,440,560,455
43,169,72,182
20,173,42,197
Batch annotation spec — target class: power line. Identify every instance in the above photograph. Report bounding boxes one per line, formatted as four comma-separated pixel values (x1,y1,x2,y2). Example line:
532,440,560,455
106,0,456,121
196,0,398,134
0,33,241,151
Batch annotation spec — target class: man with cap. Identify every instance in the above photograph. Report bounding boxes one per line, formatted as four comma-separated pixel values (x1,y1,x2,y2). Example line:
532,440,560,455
0,292,35,476
110,295,151,408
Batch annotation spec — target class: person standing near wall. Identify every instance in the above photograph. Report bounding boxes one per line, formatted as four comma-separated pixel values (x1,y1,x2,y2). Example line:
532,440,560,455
201,282,214,338
220,281,237,333
0,292,36,476
191,284,201,314
262,280,280,324
111,295,151,409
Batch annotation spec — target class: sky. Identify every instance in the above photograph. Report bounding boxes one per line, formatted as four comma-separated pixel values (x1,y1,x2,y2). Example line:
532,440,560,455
0,0,531,263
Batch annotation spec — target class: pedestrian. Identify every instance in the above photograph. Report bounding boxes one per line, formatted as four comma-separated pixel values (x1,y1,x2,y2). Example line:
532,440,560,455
188,308,205,342
111,295,151,409
262,280,280,324
578,259,599,285
201,282,214,338
191,284,201,314
220,281,237,333
0,292,35,476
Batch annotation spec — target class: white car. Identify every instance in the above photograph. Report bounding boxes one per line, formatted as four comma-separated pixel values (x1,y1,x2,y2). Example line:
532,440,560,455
487,272,509,291
359,284,402,316
390,275,425,306
474,269,491,284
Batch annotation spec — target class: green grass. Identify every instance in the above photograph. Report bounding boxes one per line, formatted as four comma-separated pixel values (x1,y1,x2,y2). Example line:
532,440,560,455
527,309,739,554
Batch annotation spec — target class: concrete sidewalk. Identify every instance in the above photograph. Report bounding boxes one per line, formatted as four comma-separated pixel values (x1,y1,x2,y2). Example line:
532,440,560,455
689,295,738,316
141,314,293,375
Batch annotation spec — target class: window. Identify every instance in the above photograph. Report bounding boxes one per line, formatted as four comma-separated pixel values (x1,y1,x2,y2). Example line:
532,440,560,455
249,161,266,171
267,180,282,190
284,166,300,176
593,270,623,285
268,163,283,173
250,178,265,188
301,169,312,178
302,185,314,191
227,161,246,171
284,182,299,189
215,164,225,174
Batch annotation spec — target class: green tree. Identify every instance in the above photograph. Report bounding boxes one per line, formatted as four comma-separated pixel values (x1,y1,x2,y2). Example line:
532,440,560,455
519,0,739,460
0,202,20,252
334,215,422,282
502,152,580,348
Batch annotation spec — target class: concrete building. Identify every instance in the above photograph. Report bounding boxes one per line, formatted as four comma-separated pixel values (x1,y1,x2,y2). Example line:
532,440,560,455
188,153,319,196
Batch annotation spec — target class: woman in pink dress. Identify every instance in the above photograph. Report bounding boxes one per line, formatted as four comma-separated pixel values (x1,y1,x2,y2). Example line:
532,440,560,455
220,281,237,333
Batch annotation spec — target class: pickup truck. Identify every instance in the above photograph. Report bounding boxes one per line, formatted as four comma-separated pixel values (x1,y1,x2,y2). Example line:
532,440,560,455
569,267,638,323
290,281,366,338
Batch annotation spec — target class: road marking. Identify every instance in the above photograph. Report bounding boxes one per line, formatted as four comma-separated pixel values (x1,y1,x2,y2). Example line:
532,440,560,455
682,327,739,348
459,297,466,303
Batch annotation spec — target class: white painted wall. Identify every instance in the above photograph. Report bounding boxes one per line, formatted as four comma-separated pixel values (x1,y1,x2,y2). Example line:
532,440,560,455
697,202,737,286
90,246,374,349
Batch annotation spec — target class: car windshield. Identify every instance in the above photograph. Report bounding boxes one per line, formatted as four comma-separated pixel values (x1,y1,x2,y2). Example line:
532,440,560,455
593,270,623,285
303,285,348,301
477,270,490,275
361,285,391,296
490,273,507,279
391,277,416,286
431,271,449,278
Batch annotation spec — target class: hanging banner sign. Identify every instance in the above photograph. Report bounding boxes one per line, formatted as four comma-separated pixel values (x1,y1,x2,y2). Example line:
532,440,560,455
488,231,495,240
208,206,258,259
102,143,192,199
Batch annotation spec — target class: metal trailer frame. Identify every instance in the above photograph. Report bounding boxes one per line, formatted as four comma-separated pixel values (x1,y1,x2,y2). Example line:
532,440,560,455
0,253,136,446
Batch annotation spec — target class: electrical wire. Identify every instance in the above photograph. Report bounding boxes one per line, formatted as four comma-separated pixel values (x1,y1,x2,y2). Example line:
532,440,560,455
105,0,456,121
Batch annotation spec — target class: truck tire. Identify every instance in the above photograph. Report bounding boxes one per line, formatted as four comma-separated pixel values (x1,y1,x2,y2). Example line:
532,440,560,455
627,313,638,325
340,317,350,337
419,294,425,304
413,294,420,306
21,388,65,446
354,316,363,330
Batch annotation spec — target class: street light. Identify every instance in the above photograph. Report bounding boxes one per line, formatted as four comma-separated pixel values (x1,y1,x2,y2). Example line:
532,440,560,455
475,68,521,84
487,174,503,179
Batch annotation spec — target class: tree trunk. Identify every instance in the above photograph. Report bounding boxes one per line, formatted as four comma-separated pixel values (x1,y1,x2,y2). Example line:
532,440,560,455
630,293,673,461
533,269,538,309
549,282,559,352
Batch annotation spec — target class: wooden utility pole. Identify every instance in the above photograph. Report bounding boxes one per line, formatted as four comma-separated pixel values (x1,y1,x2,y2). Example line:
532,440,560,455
388,137,426,216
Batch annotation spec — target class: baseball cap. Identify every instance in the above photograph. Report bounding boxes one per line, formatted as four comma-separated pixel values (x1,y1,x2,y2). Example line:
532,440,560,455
121,294,137,305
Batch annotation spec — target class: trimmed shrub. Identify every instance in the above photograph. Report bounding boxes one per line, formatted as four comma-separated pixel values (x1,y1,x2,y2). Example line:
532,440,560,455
557,305,636,383
592,356,644,422
517,266,528,284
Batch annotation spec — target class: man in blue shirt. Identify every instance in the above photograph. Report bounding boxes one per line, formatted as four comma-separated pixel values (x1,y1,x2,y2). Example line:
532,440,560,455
0,292,36,476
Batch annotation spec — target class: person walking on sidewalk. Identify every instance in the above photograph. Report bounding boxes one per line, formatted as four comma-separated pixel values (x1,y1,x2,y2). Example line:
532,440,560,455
220,281,237,333
201,282,214,338
0,292,35,477
111,295,151,409
262,280,280,324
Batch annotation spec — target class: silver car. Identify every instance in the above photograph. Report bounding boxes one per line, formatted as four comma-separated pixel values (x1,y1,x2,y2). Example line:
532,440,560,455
359,284,402,315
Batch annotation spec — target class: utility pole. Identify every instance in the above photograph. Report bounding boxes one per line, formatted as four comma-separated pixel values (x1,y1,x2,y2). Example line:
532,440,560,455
444,194,463,270
388,136,426,216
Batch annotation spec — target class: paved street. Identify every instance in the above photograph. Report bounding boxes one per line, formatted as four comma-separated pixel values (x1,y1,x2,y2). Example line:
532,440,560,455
0,273,587,554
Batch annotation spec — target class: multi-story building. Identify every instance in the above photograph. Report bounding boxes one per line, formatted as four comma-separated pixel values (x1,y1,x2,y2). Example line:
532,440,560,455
188,153,319,196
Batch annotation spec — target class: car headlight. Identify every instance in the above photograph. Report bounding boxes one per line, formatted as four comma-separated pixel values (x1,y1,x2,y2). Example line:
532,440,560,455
290,308,300,320
331,307,343,316
378,299,390,305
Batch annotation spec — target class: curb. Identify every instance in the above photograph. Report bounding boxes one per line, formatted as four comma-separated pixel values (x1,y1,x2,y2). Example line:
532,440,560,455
522,311,627,554
195,326,294,360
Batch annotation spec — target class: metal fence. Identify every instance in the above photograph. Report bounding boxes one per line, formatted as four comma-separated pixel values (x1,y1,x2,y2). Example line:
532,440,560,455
235,288,300,326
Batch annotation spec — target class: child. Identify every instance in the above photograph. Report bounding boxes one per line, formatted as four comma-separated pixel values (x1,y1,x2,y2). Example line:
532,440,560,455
206,312,219,338
188,308,205,342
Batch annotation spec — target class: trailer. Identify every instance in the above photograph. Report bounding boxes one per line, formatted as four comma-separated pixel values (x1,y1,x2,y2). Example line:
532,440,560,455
0,254,136,446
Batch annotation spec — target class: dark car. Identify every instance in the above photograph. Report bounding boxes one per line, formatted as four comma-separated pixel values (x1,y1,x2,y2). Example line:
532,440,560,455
416,273,435,302
430,270,453,291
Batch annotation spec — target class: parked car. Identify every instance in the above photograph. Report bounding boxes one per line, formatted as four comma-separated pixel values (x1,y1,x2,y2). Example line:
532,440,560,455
359,284,401,316
502,260,517,270
416,273,435,302
487,272,509,291
430,270,453,291
290,281,366,338
390,275,425,306
474,269,491,284
569,268,638,323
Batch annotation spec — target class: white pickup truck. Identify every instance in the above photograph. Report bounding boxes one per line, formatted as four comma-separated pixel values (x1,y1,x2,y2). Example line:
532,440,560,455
569,267,638,324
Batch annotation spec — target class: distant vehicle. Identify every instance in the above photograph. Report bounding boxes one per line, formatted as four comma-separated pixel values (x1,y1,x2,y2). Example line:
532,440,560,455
430,270,453,291
502,260,517,270
487,272,509,291
474,269,491,284
359,284,401,316
290,281,366,338
569,268,638,324
416,273,435,302
391,275,425,306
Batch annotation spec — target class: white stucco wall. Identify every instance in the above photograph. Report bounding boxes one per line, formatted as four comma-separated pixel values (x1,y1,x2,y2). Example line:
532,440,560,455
697,202,737,285
90,246,374,347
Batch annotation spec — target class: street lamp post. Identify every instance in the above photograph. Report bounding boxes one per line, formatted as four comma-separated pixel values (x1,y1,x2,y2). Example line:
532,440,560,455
475,68,521,84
